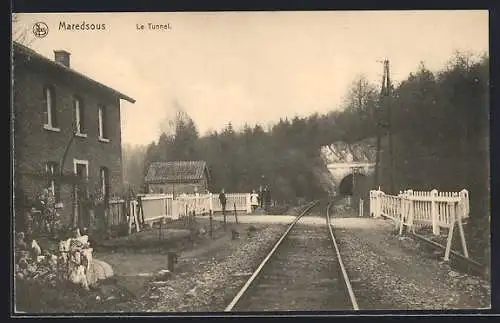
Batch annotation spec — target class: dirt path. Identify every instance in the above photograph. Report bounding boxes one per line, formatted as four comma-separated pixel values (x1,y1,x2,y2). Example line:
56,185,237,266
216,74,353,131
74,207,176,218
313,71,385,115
331,217,491,310
93,233,233,298
92,222,273,309
127,224,289,312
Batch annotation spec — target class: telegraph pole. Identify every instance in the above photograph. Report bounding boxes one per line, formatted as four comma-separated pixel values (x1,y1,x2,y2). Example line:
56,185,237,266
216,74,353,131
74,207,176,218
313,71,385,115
374,59,395,194
385,60,396,194
385,60,395,194
374,61,386,190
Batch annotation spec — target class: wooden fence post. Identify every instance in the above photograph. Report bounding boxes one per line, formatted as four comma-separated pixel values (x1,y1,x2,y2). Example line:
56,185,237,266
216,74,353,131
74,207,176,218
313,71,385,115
430,189,439,235
209,209,213,238
128,200,136,235
444,202,456,262
398,191,405,235
134,200,140,233
246,193,252,214
369,191,374,217
407,189,414,233
456,196,469,258
138,196,145,229
459,189,469,218
234,202,239,224
376,190,382,218
370,190,379,218
127,201,132,235
209,193,213,215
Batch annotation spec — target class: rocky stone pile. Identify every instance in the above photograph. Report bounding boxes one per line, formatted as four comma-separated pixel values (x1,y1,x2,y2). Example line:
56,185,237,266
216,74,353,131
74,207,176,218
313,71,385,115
15,230,113,291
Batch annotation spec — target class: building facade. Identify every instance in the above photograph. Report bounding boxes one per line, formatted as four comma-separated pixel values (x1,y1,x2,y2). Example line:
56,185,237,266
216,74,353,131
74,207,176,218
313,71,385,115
145,161,210,196
12,41,135,228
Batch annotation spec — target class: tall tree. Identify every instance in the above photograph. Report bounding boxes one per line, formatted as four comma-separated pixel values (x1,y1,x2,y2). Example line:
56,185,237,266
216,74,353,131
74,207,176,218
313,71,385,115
338,75,379,143
122,144,148,193
12,13,35,46
170,110,199,161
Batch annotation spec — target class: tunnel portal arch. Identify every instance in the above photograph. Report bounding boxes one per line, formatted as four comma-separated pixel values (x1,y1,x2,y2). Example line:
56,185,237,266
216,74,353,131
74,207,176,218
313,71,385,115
338,173,369,196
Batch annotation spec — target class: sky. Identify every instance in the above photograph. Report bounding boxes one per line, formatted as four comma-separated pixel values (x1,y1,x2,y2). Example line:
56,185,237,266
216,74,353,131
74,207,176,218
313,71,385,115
12,11,489,146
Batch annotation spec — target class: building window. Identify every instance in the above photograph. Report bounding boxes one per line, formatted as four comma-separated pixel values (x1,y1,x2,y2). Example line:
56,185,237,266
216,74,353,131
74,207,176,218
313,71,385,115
100,167,110,201
45,161,61,202
74,96,87,137
98,105,110,142
43,86,59,131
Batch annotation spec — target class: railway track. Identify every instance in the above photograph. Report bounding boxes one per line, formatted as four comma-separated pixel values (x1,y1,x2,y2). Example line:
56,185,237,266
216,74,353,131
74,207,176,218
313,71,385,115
224,199,358,312
408,231,489,279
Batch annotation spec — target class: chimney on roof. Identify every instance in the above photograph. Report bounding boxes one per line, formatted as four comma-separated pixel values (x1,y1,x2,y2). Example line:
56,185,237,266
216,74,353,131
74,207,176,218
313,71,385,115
54,50,71,68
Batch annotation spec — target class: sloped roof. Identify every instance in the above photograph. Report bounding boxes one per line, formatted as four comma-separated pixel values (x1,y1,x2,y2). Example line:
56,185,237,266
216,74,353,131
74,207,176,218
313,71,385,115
12,41,135,103
145,161,209,183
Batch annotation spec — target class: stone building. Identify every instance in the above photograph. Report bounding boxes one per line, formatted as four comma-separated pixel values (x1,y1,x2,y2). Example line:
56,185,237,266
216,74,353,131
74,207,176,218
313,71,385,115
12,41,135,228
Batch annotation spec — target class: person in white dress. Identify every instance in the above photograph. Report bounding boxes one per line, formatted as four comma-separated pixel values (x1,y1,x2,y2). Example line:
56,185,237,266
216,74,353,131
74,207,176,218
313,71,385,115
250,190,259,212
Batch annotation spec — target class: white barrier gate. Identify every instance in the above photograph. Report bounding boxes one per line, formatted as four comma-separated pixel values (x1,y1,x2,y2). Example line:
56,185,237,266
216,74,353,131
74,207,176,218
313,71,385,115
370,188,470,261
129,192,252,229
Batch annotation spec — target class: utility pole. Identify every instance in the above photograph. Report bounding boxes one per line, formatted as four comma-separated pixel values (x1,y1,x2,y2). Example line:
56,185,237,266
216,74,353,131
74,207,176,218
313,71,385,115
374,59,395,194
385,60,395,194
374,62,386,190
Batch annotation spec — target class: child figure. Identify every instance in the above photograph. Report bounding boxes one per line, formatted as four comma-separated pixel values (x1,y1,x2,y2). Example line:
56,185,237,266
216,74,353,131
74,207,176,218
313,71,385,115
250,190,259,212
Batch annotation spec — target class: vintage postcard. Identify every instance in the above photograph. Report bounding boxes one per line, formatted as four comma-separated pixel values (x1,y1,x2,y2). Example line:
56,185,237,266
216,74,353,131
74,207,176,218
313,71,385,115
11,11,490,315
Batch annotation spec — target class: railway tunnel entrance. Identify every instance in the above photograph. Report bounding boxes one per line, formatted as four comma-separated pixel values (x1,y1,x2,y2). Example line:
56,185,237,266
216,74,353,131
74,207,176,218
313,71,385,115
338,173,370,216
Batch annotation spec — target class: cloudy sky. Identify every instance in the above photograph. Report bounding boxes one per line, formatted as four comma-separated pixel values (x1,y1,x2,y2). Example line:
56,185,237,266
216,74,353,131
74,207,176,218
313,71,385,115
13,11,488,146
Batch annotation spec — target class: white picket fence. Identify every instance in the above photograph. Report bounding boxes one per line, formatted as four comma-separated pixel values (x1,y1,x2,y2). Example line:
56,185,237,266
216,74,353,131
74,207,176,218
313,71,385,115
127,192,252,230
211,193,252,214
370,188,470,236
176,194,213,217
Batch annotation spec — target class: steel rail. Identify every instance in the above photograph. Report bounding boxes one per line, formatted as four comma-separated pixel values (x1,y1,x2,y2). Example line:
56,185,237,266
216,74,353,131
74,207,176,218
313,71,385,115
224,200,320,312
409,231,488,279
326,202,360,310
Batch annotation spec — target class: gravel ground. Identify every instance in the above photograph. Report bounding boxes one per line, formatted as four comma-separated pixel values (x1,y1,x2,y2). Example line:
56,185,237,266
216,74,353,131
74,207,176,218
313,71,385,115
212,215,296,224
122,224,289,312
331,217,491,310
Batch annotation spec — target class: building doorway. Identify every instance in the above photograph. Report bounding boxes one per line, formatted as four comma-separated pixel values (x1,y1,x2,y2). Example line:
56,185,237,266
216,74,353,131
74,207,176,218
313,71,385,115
73,159,89,228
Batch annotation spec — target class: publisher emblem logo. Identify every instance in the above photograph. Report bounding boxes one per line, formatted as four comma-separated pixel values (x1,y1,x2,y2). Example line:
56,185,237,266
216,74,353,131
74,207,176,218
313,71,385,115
33,22,49,38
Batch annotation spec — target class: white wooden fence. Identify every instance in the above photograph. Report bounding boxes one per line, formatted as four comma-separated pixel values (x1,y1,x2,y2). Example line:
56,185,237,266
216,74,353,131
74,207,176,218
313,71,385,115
107,198,128,227
126,192,252,230
176,193,213,217
211,193,252,214
370,188,471,261
370,188,469,235
139,193,173,222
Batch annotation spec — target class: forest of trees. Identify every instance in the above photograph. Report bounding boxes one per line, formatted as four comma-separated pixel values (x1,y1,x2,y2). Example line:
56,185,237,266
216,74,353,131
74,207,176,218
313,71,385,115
123,51,489,258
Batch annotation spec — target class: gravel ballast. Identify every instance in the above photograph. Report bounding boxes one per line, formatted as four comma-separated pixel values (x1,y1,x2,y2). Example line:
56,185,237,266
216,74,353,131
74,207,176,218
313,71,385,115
331,217,491,310
129,224,289,312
